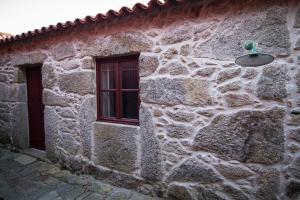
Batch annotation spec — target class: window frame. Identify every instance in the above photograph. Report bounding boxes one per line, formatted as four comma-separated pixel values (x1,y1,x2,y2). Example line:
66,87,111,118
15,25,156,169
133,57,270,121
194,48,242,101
96,54,140,126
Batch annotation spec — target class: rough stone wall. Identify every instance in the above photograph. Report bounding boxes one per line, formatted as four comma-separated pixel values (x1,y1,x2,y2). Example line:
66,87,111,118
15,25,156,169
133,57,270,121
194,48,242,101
0,0,300,199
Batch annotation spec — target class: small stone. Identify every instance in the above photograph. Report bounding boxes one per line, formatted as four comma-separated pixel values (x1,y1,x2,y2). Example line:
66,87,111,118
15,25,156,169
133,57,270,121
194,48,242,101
14,155,36,165
167,184,194,200
0,54,11,66
183,78,213,106
166,124,193,139
217,81,241,93
166,61,189,76
180,44,191,56
244,82,254,94
158,118,168,125
222,63,235,68
224,93,254,107
297,99,300,106
288,155,300,179
250,167,280,200
180,140,191,147
139,55,159,77
158,67,168,74
147,31,158,37
153,109,163,117
287,111,300,126
205,61,217,66
0,74,8,82
160,23,192,45
187,62,200,69
194,184,226,200
288,128,300,142
288,143,300,153
214,163,255,180
162,141,191,156
193,67,216,77
242,68,258,79
81,56,94,69
197,109,215,117
257,65,288,100
222,184,250,200
166,110,195,122
161,48,178,60
166,158,222,183
153,47,162,53
217,68,241,83
157,135,164,140
164,152,182,164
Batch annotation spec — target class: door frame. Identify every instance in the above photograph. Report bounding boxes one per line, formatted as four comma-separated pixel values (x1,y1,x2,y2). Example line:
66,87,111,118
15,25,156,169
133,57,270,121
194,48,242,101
11,64,45,152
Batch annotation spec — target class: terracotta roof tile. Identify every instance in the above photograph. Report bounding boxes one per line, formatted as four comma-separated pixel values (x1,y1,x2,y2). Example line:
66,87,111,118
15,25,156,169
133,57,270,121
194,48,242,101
0,32,13,40
0,0,184,45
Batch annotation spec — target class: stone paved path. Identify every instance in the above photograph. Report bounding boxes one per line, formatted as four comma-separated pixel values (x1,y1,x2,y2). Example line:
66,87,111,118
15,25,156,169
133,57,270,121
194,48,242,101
0,147,160,200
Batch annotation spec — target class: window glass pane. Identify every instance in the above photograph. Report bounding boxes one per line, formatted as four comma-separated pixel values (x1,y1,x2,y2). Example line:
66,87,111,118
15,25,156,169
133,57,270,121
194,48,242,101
120,60,137,70
101,92,116,117
122,69,138,89
122,92,138,119
101,63,115,89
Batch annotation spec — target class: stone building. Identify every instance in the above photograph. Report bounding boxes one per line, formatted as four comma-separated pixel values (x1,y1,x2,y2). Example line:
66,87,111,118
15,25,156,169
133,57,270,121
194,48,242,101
0,0,300,199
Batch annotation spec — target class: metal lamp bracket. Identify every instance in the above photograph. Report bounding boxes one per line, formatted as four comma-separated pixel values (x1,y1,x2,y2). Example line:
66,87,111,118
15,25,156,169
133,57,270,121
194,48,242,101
235,41,274,67
245,41,258,55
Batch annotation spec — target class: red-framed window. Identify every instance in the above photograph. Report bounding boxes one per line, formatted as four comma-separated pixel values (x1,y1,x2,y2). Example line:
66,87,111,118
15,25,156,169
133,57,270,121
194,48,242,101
96,54,140,125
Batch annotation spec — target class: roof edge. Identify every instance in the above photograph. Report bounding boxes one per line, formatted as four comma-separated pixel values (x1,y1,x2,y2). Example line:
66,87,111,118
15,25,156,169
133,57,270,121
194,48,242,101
0,0,185,45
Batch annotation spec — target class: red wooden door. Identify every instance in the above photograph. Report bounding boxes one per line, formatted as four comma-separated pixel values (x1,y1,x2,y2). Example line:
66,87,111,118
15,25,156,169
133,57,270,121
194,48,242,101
26,66,45,150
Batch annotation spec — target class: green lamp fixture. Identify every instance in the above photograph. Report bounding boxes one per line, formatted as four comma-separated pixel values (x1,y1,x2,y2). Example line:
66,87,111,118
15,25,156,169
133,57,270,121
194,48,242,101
235,41,274,67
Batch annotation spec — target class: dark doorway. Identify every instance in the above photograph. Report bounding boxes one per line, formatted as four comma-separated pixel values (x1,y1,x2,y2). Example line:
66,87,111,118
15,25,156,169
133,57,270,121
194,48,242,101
26,66,45,150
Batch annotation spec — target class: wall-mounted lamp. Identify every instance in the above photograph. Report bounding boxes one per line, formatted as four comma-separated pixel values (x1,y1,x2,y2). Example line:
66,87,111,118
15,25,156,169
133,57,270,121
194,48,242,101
235,41,274,67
